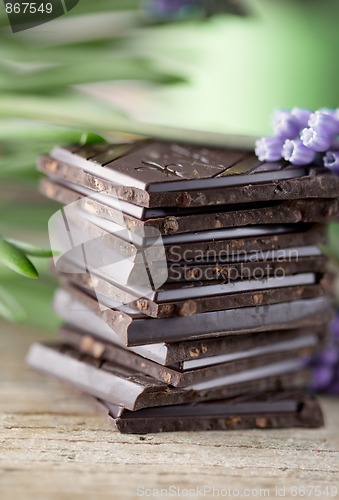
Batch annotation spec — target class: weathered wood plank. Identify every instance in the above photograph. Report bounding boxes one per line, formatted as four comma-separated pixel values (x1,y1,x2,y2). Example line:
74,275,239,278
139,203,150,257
0,321,338,500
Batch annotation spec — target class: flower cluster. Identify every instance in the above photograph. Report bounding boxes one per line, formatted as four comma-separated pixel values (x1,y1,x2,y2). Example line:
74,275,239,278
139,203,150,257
309,315,339,395
144,0,201,16
143,0,247,21
255,108,339,171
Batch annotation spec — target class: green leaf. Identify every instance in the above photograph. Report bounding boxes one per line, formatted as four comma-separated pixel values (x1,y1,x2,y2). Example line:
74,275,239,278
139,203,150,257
0,120,105,144
0,204,59,232
6,239,53,258
0,274,61,330
328,222,339,250
0,92,255,149
319,243,339,266
0,239,39,279
0,284,26,322
323,222,339,265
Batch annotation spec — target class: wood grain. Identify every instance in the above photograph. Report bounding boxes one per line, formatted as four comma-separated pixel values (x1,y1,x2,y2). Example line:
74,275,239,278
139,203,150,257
0,320,338,500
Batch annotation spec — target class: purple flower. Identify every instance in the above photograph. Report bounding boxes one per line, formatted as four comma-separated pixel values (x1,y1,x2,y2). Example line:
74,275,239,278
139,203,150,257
324,151,339,173
310,346,339,393
272,110,300,139
318,108,339,123
331,314,339,341
328,378,339,395
321,347,339,365
308,110,339,136
255,137,284,162
291,107,312,129
282,139,316,165
300,127,333,152
312,363,334,391
145,0,201,16
319,107,336,115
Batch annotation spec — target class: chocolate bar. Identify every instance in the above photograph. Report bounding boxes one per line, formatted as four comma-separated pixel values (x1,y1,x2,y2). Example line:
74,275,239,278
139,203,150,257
26,342,312,411
165,253,327,282
62,206,327,260
96,392,324,433
55,236,325,287
38,142,339,208
59,265,325,318
58,326,320,387
31,138,334,435
54,289,328,366
54,206,325,285
60,282,332,346
40,176,339,234
57,258,320,301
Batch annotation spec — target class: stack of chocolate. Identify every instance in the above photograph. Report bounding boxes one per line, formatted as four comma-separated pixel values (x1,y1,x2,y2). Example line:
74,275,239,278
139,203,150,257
27,140,339,433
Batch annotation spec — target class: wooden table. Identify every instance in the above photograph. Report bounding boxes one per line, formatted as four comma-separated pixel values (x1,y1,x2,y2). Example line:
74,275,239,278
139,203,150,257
1,320,338,500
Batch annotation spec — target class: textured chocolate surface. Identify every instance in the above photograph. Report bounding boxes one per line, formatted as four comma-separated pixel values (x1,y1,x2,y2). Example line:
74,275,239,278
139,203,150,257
60,281,333,346
98,391,324,433
48,142,283,188
58,266,325,318
58,326,320,387
39,176,339,232
26,342,312,411
64,210,327,261
54,288,328,365
165,255,327,282
56,238,326,286
38,142,339,207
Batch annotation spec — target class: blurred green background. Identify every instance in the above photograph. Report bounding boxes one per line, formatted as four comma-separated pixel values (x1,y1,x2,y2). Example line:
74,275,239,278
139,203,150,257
1,0,339,329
